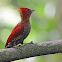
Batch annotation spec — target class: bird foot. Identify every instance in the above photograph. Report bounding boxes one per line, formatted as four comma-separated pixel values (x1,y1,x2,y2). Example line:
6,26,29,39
13,45,24,50
24,41,34,46
30,41,34,44
27,41,34,44
13,46,19,48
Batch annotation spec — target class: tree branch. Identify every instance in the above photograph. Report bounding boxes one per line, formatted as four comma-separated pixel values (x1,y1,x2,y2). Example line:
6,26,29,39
0,40,62,62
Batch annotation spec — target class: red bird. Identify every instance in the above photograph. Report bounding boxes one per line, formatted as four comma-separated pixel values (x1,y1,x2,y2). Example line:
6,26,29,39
5,7,35,48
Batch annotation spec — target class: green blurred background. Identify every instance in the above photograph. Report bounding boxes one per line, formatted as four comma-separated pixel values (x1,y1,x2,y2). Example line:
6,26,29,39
0,0,62,62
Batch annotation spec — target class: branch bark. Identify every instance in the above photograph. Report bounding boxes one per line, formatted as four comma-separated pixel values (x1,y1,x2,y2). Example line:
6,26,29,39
0,40,62,62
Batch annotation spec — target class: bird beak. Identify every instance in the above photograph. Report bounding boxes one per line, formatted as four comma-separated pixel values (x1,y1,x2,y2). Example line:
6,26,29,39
31,10,35,13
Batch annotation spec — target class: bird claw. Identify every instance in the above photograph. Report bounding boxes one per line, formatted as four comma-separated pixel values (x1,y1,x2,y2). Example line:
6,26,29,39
24,41,34,46
13,45,24,50
13,46,18,48
30,41,34,44
13,41,34,48
27,41,34,44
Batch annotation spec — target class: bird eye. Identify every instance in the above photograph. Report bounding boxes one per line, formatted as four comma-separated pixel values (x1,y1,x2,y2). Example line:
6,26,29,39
28,10,31,13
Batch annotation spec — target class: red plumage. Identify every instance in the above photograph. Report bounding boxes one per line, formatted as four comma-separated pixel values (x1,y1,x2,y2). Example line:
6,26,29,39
6,23,24,46
5,7,34,48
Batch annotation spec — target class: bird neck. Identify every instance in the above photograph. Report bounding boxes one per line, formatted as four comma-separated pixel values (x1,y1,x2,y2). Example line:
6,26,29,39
21,14,30,20
21,15,30,23
21,18,30,25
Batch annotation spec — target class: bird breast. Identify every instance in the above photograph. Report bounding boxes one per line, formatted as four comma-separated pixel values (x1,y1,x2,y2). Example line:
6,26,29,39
23,24,31,39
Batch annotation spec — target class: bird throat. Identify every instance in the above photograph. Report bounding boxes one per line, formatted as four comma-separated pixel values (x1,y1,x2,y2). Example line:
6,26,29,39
21,14,30,21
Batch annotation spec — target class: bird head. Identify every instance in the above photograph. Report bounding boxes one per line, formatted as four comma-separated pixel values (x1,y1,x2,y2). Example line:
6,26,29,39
18,7,35,19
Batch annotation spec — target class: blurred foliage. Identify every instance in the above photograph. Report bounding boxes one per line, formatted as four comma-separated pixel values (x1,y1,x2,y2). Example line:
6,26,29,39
0,0,62,62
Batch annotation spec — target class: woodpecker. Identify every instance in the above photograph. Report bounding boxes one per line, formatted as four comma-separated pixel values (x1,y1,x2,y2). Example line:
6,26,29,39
5,7,34,48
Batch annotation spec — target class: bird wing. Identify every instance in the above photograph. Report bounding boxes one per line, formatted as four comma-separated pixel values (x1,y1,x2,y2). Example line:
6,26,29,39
5,23,24,46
